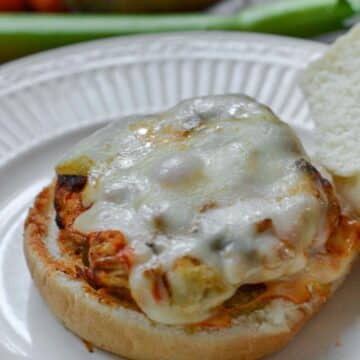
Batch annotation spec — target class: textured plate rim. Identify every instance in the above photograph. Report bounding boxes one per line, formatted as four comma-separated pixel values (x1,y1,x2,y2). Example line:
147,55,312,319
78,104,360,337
0,31,326,169
0,31,326,94
1,31,326,71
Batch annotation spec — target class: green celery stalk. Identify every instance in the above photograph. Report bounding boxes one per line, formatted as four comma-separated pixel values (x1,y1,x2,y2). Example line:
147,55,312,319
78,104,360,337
0,0,355,63
233,0,353,36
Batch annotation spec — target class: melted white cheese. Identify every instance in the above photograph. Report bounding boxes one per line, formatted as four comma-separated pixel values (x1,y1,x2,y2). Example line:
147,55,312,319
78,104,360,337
59,95,331,325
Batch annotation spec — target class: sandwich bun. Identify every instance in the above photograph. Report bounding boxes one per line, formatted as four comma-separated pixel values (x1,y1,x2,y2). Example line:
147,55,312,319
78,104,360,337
24,184,357,360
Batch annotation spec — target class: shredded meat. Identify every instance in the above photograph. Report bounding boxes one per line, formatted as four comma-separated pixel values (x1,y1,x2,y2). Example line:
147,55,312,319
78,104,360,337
54,175,134,292
86,231,134,290
54,175,87,229
58,229,89,265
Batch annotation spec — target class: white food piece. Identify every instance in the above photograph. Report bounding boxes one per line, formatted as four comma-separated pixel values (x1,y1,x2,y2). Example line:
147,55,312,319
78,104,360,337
58,95,333,325
300,24,360,211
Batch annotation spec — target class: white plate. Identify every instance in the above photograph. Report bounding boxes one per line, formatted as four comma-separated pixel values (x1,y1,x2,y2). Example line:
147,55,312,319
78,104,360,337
0,32,358,360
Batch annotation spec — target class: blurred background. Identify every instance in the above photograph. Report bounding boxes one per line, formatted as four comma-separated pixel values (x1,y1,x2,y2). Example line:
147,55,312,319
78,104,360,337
0,0,357,63
0,0,268,14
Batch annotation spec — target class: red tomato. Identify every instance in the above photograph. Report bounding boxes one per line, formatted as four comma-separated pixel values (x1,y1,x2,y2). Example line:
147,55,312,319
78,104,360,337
27,0,66,12
0,0,26,11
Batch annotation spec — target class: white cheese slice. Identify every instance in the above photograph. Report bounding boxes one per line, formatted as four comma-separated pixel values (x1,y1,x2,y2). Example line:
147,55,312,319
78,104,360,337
59,95,332,324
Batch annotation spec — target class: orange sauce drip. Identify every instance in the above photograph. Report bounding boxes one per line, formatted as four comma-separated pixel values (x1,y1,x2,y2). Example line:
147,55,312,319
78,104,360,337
82,339,94,353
